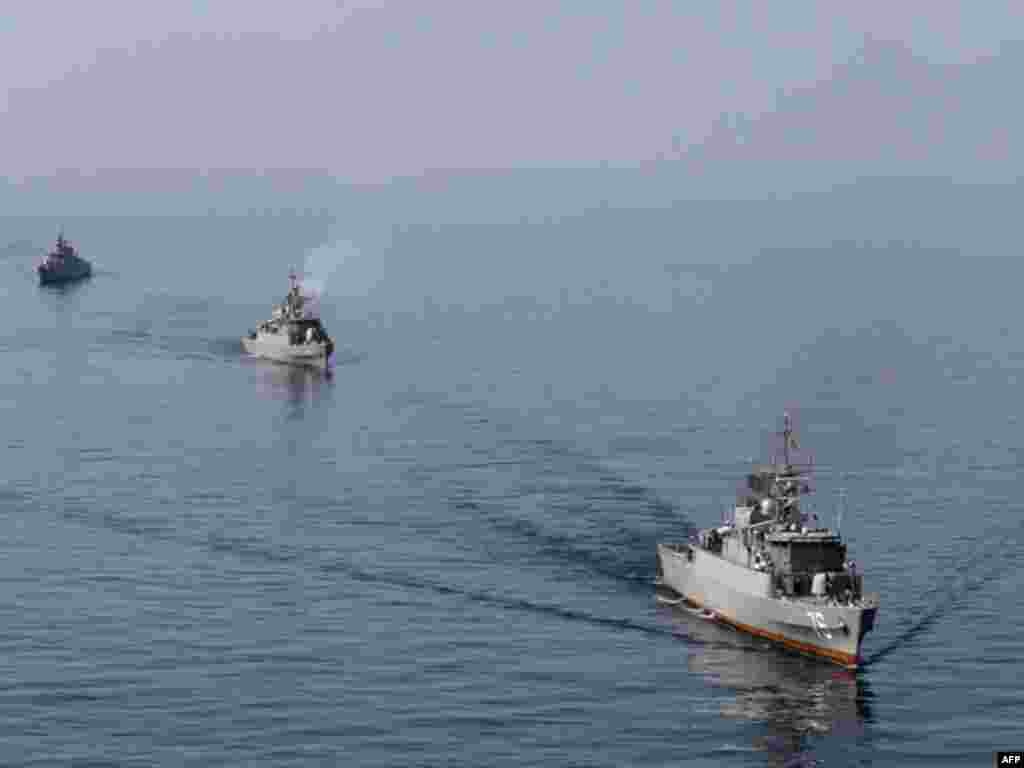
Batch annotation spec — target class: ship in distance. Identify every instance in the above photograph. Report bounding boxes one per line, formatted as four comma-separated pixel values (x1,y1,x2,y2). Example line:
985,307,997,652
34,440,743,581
38,232,92,285
656,413,879,668
242,271,335,370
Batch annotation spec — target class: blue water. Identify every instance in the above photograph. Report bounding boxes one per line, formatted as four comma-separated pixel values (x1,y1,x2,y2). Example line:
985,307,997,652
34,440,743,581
1,181,1022,766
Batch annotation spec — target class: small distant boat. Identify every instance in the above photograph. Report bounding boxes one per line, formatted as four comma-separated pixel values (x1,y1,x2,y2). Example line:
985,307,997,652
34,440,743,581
242,271,335,369
38,232,92,285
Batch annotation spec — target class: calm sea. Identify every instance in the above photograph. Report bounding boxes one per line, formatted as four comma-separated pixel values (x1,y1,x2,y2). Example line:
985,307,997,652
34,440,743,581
1,178,1021,766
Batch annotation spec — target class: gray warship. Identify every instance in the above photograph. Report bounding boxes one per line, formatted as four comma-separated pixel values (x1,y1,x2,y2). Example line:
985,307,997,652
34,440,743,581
656,413,879,668
37,232,92,285
242,271,335,369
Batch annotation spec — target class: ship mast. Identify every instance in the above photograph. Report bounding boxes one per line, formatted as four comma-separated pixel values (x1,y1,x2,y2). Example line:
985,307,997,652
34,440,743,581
782,411,793,467
774,411,797,469
286,269,303,318
770,411,807,526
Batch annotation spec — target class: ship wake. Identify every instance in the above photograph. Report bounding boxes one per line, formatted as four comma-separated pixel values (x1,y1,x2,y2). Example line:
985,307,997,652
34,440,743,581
863,518,1022,667
441,436,695,591
51,484,732,654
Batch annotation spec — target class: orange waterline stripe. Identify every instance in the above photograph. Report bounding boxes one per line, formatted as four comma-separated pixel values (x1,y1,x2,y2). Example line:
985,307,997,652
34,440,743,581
686,594,859,668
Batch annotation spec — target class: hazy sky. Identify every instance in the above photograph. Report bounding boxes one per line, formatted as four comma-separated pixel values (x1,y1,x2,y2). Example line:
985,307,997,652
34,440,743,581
1,1,1021,182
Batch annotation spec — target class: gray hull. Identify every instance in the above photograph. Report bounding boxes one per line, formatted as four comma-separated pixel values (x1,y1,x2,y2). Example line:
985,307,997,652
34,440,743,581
38,259,91,285
241,336,331,369
657,542,878,668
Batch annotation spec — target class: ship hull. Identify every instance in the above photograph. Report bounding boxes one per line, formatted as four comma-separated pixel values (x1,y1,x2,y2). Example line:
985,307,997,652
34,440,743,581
241,336,332,370
657,543,878,669
38,261,92,285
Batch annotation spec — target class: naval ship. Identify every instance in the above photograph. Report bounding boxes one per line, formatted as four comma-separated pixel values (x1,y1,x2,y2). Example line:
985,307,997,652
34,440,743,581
38,232,92,285
242,271,335,369
656,413,879,668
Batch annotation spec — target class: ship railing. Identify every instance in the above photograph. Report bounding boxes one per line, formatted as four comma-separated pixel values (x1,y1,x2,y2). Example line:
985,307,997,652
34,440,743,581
660,542,690,554
860,591,880,608
774,570,863,600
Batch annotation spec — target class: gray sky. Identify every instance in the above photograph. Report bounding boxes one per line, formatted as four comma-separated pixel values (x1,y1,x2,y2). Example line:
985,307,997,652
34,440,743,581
2,1,1021,183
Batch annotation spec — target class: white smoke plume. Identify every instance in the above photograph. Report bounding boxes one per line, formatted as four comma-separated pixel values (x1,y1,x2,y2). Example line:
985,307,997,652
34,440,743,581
295,238,373,318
